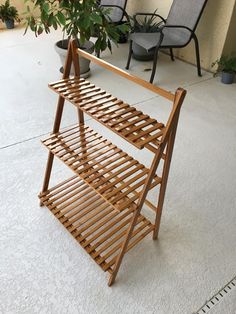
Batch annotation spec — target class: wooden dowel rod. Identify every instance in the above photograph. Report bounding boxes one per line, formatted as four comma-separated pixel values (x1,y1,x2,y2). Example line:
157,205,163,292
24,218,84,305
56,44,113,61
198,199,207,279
77,48,175,101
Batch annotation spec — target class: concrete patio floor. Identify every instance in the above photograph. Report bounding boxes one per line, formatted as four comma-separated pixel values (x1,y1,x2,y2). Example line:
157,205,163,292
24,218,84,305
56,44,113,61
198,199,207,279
0,27,236,314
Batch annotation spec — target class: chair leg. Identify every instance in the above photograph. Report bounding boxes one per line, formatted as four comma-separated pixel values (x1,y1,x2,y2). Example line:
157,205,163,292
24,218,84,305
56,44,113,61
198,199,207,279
150,47,159,84
125,40,133,70
149,30,164,84
170,48,175,61
193,34,202,77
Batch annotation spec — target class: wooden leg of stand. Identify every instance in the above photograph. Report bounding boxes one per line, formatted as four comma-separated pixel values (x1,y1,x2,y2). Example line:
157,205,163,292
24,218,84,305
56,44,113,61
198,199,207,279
40,40,80,206
153,89,186,238
108,210,140,286
108,147,165,286
39,97,66,205
39,151,54,206
153,121,178,239
77,108,84,125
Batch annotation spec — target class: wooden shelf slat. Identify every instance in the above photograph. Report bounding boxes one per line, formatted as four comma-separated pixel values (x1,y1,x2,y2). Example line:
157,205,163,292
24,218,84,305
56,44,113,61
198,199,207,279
39,176,153,273
49,78,166,151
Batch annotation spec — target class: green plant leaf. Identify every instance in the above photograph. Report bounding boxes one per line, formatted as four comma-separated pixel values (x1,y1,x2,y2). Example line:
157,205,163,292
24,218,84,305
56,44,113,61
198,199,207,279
23,0,127,54
52,20,58,30
90,12,102,25
57,11,66,25
38,25,43,35
48,13,54,26
42,2,49,14
107,39,112,52
80,16,91,30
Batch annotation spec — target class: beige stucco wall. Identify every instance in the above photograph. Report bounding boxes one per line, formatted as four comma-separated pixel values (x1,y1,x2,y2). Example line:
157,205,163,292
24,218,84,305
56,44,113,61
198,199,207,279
222,1,236,55
127,0,236,71
10,0,26,14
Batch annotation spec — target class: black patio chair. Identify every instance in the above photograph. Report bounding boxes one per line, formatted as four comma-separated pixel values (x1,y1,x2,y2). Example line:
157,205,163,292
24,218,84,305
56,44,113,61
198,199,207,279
99,0,128,25
95,0,129,57
126,0,208,83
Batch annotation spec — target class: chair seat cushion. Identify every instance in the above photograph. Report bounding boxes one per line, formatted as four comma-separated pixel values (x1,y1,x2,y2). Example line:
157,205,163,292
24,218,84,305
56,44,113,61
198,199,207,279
130,28,191,51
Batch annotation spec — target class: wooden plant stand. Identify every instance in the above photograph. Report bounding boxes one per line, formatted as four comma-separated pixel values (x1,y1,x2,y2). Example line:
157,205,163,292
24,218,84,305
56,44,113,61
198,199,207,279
39,40,186,286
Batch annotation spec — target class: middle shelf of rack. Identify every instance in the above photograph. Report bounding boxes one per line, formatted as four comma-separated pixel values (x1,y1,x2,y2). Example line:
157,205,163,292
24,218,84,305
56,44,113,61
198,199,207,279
41,124,162,213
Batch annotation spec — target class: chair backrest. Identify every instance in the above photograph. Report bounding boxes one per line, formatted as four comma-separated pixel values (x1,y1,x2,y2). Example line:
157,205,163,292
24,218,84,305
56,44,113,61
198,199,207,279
166,0,208,32
100,0,128,23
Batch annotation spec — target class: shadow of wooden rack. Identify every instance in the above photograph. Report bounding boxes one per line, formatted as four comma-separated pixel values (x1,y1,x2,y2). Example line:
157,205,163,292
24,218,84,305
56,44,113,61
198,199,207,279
39,40,186,286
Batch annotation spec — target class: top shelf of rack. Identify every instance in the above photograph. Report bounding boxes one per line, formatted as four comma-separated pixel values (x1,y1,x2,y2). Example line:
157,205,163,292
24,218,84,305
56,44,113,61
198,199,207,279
49,77,166,151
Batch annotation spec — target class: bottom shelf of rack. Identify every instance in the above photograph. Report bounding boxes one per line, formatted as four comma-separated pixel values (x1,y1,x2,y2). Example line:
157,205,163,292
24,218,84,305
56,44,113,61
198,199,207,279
39,175,154,274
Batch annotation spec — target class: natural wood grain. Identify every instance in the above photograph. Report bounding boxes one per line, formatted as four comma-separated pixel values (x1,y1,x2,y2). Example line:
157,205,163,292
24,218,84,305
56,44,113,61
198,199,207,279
42,125,161,212
49,78,166,151
39,176,153,274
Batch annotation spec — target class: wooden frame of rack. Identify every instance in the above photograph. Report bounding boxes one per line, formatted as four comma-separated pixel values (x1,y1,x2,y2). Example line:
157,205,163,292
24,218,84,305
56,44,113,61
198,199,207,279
39,40,186,286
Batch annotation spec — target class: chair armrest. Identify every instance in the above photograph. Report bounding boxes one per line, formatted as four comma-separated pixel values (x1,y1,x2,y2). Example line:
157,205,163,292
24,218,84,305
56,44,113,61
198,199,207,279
163,24,194,36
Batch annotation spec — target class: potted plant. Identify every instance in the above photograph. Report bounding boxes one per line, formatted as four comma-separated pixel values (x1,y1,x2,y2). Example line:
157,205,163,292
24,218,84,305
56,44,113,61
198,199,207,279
24,0,129,77
130,11,164,61
212,54,236,84
0,0,19,29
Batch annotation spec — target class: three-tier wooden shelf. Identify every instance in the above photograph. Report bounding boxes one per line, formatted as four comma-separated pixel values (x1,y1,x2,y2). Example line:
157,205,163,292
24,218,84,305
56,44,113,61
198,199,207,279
39,40,186,286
